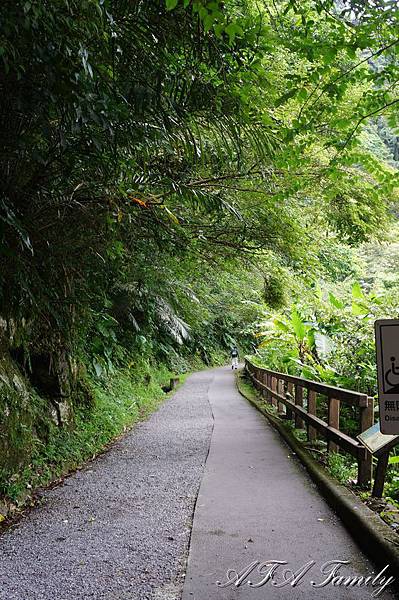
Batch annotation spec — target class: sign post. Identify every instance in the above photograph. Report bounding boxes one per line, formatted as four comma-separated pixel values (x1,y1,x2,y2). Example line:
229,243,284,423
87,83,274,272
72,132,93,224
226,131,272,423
357,422,399,496
375,319,399,434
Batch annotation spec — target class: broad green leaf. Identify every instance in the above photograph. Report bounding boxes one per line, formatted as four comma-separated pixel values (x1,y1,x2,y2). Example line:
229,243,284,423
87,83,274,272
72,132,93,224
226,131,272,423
307,328,316,349
291,308,306,341
301,365,318,380
351,302,369,316
214,23,224,37
225,22,243,44
258,338,275,348
352,282,364,300
328,292,344,309
203,14,214,32
297,88,308,101
166,0,179,10
273,318,289,333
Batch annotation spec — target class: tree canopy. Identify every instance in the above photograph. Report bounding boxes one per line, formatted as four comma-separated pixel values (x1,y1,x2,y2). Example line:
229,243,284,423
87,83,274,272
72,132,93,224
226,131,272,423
1,1,399,500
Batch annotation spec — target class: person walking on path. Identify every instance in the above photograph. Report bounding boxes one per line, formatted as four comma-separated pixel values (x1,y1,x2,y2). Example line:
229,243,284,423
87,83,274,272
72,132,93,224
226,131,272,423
230,345,239,369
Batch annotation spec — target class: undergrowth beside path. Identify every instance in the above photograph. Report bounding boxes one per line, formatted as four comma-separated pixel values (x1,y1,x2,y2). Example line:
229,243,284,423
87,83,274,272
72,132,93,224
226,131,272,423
0,362,193,524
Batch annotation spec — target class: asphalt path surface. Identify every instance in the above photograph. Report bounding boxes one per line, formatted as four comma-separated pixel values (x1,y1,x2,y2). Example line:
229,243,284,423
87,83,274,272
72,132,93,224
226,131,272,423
182,367,397,600
0,366,396,600
0,370,214,600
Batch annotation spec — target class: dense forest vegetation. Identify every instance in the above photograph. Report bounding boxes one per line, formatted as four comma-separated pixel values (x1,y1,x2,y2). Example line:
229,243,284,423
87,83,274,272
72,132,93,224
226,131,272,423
1,0,399,511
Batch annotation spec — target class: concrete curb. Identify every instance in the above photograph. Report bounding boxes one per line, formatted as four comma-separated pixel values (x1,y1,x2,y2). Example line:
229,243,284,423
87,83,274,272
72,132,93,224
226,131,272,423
236,371,399,574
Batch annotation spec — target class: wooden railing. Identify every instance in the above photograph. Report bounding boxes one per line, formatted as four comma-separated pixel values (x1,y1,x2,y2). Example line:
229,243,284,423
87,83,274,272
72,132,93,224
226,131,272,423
245,359,374,487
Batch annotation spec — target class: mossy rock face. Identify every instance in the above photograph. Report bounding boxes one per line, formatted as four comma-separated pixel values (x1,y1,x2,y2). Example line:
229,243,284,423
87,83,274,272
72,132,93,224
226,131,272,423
73,362,95,410
0,348,84,493
0,355,50,474
0,344,97,501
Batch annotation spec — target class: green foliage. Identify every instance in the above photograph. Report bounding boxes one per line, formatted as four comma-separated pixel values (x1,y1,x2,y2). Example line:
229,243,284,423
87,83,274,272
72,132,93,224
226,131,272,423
263,271,286,308
1,0,399,508
326,452,357,485
384,448,399,502
254,279,385,393
1,0,397,374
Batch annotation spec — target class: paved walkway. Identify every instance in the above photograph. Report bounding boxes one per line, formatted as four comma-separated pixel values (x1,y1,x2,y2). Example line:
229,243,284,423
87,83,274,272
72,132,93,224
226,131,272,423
0,366,396,599
0,371,214,600
182,367,396,600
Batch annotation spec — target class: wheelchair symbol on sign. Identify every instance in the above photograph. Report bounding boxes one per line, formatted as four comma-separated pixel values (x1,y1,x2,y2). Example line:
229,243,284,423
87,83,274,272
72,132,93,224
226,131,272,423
384,356,399,394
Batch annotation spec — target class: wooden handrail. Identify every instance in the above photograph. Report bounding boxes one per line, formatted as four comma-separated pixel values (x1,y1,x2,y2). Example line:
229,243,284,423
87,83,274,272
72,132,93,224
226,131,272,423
245,358,374,487
246,360,369,406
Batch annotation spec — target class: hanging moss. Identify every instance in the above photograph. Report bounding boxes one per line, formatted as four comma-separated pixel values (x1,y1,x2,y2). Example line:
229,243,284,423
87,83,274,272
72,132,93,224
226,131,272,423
263,271,287,309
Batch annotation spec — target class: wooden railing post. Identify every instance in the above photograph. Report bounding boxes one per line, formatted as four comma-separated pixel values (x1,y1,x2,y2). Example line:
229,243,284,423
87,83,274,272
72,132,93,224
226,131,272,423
295,385,304,429
286,382,293,420
256,367,261,394
358,397,374,487
372,452,389,498
328,397,340,453
266,373,271,403
244,361,382,484
307,390,317,442
277,379,285,415
271,376,277,408
260,369,266,400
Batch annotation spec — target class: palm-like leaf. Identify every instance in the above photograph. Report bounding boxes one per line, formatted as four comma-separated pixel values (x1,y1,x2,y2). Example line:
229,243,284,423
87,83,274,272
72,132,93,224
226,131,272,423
155,297,191,345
